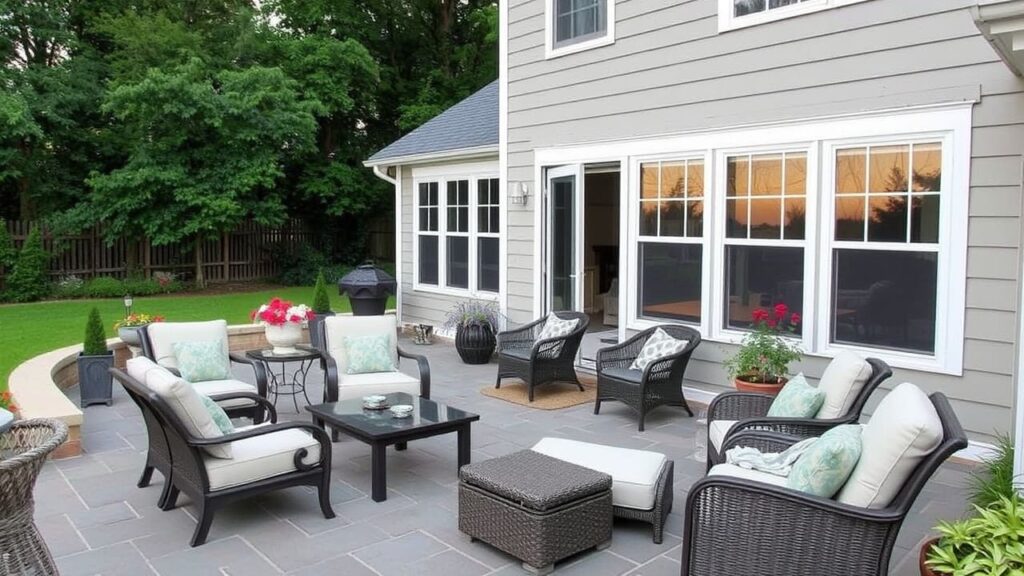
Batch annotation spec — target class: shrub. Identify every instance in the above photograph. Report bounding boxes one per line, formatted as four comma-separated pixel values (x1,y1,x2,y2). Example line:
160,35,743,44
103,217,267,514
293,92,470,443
926,495,1024,575
53,274,86,299
83,276,124,298
0,220,14,269
272,244,349,286
83,307,109,355
312,270,331,313
5,226,51,302
968,435,1016,509
123,276,183,296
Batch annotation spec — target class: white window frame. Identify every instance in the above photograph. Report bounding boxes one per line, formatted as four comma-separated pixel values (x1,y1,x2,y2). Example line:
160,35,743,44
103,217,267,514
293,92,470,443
545,0,615,60
412,163,501,301
476,177,501,293
718,0,869,33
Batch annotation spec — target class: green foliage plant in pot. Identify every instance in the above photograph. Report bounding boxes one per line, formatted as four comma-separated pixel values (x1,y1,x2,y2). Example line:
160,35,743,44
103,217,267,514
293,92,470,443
308,270,334,351
444,301,502,365
78,307,114,406
724,303,802,395
921,495,1024,576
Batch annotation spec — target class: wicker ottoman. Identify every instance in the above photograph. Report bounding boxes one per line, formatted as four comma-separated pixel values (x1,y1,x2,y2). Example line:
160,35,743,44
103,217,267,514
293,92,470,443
459,450,613,575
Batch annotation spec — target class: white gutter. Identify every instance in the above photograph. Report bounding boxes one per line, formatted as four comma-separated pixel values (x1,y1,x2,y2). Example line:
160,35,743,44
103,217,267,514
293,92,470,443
364,145,499,168
372,164,397,186
1015,155,1024,491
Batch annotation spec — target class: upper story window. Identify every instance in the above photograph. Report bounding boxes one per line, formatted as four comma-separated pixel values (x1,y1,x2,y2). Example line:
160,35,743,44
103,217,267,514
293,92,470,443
719,0,869,32
546,0,615,59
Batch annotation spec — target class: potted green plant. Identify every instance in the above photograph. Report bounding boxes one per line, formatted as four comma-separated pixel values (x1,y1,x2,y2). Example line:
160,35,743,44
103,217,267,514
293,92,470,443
444,301,502,364
724,303,802,395
114,312,165,348
77,307,114,406
308,270,334,350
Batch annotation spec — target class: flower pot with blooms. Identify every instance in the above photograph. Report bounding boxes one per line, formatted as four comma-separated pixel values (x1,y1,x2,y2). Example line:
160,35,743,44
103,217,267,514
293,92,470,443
724,303,802,395
114,313,165,348
252,298,314,355
0,390,17,433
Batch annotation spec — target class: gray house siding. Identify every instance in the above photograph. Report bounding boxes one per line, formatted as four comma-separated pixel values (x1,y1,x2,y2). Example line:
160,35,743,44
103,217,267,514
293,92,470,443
505,0,1024,443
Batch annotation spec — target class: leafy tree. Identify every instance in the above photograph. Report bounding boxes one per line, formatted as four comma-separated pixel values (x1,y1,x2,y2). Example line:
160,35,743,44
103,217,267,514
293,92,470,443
82,306,109,355
5,225,50,302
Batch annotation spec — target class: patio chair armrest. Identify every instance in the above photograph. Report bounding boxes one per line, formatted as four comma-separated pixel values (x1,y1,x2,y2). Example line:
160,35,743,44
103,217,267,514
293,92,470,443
718,429,805,456
681,475,901,575
187,422,332,471
398,346,431,399
707,391,774,423
229,352,269,398
728,415,856,441
322,354,340,403
596,331,648,369
497,318,545,349
206,392,278,424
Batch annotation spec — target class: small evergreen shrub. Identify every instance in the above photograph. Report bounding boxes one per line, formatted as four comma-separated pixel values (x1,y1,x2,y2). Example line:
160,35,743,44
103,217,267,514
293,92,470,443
5,226,51,302
0,220,14,269
312,270,331,313
83,307,109,355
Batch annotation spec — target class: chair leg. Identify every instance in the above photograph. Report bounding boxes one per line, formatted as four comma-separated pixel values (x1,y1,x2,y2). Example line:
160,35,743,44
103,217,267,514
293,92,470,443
161,484,180,511
318,475,336,519
138,465,154,488
638,408,647,432
494,373,502,389
190,502,216,547
594,398,601,415
528,385,535,402
157,479,172,509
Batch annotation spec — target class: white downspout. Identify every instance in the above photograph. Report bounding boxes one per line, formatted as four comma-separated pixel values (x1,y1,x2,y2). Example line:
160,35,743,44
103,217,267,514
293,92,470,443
1014,158,1024,493
371,164,401,324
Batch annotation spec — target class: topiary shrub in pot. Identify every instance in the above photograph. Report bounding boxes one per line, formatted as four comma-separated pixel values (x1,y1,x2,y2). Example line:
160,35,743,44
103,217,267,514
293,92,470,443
77,307,114,406
308,270,334,350
444,301,502,365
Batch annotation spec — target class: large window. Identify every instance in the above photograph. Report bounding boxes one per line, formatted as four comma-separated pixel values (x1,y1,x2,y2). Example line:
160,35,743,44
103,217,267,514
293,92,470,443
546,0,614,58
724,152,807,334
720,0,869,32
638,160,704,323
414,175,499,297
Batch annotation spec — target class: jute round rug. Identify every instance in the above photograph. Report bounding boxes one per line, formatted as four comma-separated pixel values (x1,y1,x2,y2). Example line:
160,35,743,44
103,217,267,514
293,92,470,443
480,381,596,410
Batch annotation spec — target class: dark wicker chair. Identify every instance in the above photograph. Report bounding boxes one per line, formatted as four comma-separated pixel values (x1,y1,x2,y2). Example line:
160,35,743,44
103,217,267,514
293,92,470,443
495,311,590,402
111,368,334,547
706,357,892,470
594,325,701,431
680,392,967,576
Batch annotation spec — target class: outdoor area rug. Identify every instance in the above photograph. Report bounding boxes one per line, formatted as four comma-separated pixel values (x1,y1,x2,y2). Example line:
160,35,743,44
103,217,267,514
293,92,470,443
481,381,596,410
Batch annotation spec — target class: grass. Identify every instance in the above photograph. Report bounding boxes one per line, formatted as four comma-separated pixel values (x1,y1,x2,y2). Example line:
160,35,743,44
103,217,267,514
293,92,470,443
0,286,394,391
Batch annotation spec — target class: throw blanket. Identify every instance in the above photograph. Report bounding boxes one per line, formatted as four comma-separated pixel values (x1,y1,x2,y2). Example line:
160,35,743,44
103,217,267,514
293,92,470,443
725,437,819,477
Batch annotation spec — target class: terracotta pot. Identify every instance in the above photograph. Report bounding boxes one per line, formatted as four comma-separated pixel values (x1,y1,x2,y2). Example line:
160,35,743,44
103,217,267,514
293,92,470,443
919,538,943,576
733,375,787,395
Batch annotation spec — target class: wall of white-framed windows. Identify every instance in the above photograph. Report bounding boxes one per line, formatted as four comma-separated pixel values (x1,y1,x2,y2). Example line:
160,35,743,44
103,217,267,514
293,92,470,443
534,104,971,375
412,161,501,300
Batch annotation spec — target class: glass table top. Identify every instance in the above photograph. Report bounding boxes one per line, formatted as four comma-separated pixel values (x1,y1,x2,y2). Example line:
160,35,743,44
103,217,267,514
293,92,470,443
246,346,321,362
306,393,478,436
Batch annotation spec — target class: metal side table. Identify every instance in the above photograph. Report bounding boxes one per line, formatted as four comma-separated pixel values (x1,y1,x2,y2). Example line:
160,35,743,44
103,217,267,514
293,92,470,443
245,346,321,412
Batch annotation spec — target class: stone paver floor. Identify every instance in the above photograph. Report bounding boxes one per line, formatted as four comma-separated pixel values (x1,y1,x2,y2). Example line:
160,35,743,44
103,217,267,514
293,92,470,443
36,339,972,575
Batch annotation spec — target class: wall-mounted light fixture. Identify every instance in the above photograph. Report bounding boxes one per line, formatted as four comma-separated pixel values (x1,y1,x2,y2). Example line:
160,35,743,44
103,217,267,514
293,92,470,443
509,182,531,206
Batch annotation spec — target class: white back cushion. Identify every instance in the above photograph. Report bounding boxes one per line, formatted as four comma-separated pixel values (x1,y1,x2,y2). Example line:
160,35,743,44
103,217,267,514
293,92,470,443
142,360,232,459
147,320,230,371
836,382,942,508
126,356,163,383
324,315,398,375
815,350,873,419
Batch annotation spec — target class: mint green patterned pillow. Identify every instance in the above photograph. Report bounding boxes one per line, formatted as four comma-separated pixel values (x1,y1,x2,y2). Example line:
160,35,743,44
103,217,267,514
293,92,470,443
343,334,396,374
767,374,825,418
172,340,230,383
787,424,862,498
198,393,234,435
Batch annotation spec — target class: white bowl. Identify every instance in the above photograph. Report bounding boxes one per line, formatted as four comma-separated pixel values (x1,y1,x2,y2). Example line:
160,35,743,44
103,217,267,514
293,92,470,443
363,395,387,405
389,404,414,418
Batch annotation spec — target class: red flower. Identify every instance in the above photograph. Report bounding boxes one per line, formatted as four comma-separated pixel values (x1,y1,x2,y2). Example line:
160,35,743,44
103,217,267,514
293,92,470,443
751,308,769,323
790,313,801,325
774,303,788,319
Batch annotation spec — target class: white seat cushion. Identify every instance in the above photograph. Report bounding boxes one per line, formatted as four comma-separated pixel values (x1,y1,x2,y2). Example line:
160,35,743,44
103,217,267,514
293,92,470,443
837,382,943,509
708,463,788,488
137,359,232,459
146,320,230,372
815,351,873,419
532,437,667,510
336,371,421,401
204,424,320,491
709,420,738,451
191,379,258,409
324,315,399,376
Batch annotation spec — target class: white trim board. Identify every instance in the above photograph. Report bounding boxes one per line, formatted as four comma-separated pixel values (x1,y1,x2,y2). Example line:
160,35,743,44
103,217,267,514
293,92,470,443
364,146,498,168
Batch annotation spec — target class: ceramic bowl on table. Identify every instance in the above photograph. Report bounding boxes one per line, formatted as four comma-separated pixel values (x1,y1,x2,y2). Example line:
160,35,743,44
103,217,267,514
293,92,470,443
363,395,388,410
389,405,414,419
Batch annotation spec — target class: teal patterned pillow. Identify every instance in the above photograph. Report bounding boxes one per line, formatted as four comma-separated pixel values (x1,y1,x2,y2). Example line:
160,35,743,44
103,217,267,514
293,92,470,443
787,424,862,498
198,393,234,435
343,334,396,374
767,374,825,418
173,340,230,383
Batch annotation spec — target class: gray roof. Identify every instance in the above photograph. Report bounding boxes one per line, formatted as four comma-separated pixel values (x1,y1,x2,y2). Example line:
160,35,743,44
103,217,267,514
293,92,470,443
366,80,498,165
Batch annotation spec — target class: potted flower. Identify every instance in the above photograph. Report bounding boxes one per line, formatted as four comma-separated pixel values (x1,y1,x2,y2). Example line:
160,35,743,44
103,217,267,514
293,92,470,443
308,270,334,350
724,303,802,395
252,297,314,355
114,312,165,348
77,307,114,406
0,390,17,434
444,301,502,364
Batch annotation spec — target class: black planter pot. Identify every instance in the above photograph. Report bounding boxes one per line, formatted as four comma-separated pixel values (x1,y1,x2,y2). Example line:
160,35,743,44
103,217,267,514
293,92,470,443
308,312,335,350
455,324,496,365
77,352,114,407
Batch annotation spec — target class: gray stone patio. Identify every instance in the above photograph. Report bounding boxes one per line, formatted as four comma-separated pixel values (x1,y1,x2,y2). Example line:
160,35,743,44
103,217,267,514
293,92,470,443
36,340,972,575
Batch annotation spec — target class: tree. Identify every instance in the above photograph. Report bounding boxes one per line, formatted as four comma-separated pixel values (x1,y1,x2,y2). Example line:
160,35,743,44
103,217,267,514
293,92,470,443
312,269,331,313
5,225,50,302
82,306,108,355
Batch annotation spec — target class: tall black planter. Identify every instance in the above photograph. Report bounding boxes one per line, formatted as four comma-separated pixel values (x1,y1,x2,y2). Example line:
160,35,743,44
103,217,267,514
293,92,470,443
455,324,496,365
308,312,335,351
77,352,114,406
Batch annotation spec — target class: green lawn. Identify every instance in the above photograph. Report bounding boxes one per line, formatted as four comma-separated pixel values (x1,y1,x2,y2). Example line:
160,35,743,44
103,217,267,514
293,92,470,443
0,286,394,391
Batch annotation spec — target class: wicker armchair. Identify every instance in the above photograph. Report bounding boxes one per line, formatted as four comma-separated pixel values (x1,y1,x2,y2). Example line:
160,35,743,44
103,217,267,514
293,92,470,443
495,311,590,402
706,357,892,469
111,368,334,547
0,418,69,576
680,392,966,576
594,325,701,431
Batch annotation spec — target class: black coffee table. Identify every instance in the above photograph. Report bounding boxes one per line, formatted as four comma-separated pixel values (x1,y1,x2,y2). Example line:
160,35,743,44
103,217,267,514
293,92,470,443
306,393,480,502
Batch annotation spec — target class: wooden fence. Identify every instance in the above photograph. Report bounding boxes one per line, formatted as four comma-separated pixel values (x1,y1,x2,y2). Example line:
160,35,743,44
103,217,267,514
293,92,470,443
1,219,322,283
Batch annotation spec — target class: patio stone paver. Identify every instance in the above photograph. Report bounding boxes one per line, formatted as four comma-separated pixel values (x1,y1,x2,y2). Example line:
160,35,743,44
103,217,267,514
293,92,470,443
32,338,972,575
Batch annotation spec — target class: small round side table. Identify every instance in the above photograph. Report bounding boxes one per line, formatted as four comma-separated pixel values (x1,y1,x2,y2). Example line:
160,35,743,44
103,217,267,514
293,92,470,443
245,346,322,412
